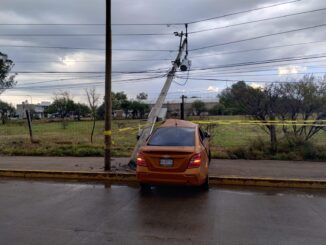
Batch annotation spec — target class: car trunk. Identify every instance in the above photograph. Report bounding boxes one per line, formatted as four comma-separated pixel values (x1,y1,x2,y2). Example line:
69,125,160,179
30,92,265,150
141,146,195,172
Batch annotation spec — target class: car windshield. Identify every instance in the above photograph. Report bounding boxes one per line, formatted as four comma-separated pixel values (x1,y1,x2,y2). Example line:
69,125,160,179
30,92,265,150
147,127,195,146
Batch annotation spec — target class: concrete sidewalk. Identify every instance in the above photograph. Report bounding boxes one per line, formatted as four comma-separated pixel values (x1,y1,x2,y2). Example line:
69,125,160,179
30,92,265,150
0,156,325,180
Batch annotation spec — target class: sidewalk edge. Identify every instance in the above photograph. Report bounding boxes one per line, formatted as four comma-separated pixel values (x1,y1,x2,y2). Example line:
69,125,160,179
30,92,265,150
210,175,326,189
0,169,137,182
1,169,326,189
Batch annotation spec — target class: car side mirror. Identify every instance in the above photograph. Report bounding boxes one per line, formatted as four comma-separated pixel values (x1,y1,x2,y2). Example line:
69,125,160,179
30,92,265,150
204,132,210,138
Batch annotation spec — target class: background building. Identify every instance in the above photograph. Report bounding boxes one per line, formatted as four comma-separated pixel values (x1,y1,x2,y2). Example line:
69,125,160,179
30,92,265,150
16,101,51,119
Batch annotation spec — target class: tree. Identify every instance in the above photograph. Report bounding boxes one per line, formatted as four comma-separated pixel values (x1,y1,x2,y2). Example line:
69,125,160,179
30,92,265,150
129,101,149,119
219,77,326,153
97,91,128,119
112,91,128,110
97,103,105,120
74,103,91,121
192,100,206,116
219,81,247,115
136,92,148,101
0,100,15,124
0,52,17,96
46,92,75,118
121,100,132,119
85,88,100,143
209,103,225,115
274,75,326,142
45,91,75,129
219,81,279,152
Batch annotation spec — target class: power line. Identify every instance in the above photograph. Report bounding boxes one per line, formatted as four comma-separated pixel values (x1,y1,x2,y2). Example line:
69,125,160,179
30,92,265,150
10,53,326,76
4,24,326,53
190,40,326,58
191,23,326,51
17,75,104,86
9,74,167,90
12,68,169,75
186,65,326,76
174,76,307,84
0,23,105,26
186,59,326,74
187,53,326,71
11,40,326,64
14,60,105,64
0,33,173,36
0,34,105,37
177,72,326,78
0,0,300,27
187,0,301,24
189,7,326,34
4,5,323,37
13,58,172,64
0,45,176,52
0,45,105,50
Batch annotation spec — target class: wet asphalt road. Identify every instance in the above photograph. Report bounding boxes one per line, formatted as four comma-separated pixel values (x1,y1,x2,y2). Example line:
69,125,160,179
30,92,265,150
1,179,326,245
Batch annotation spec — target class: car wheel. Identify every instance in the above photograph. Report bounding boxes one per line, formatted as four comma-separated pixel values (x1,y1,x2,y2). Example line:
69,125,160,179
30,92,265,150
202,176,209,191
140,183,151,191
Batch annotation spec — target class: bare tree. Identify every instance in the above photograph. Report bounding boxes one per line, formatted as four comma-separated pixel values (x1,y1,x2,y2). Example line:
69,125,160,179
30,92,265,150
275,75,326,142
219,77,326,153
85,88,100,143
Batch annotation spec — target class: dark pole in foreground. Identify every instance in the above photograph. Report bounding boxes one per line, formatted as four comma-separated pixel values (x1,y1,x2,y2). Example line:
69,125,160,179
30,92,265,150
104,0,112,171
25,109,33,143
180,95,185,120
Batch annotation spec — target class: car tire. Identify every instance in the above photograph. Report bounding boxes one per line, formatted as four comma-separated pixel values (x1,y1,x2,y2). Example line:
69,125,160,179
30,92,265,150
202,176,209,191
140,183,151,191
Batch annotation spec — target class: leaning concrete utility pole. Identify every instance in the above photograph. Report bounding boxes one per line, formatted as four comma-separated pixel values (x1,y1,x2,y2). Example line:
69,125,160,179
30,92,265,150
129,33,188,167
104,0,112,171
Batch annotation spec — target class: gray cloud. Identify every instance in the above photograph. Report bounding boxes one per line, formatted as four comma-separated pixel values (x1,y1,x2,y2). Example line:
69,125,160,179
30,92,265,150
0,0,326,105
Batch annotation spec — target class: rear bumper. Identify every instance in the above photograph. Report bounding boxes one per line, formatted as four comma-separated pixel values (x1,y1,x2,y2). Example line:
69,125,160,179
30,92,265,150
137,166,207,186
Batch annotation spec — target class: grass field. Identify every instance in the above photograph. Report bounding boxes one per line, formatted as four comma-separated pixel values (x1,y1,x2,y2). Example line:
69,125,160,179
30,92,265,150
0,117,325,160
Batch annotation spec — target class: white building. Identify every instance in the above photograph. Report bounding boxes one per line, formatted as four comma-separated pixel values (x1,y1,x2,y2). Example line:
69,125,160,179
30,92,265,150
16,101,51,119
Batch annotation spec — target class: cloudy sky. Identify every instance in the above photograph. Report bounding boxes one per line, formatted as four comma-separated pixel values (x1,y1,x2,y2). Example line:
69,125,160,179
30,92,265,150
0,0,326,106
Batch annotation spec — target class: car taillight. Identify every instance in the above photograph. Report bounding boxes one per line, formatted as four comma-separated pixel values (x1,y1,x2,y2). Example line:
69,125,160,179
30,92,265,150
188,153,201,168
136,153,148,167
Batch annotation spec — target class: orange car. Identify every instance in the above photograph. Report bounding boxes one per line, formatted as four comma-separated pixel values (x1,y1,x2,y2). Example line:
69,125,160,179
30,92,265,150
136,119,210,190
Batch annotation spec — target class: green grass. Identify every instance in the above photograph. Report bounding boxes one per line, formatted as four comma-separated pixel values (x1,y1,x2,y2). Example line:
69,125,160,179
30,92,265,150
0,119,139,157
0,117,325,160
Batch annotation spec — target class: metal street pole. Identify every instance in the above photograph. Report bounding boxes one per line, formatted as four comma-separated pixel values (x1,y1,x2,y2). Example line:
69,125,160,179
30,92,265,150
129,37,188,167
104,0,112,171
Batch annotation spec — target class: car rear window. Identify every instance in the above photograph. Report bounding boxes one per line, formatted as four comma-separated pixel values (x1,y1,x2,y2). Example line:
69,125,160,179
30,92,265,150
147,127,195,146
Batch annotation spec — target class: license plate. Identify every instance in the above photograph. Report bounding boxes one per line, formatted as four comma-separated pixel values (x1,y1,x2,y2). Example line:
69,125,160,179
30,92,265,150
160,158,173,167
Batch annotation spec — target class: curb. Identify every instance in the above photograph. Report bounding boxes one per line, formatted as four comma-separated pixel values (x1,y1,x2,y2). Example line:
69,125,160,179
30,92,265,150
1,169,326,189
210,176,326,189
0,169,137,183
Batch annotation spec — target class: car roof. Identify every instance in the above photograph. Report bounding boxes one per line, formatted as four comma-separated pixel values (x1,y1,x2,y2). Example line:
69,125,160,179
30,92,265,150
159,119,198,128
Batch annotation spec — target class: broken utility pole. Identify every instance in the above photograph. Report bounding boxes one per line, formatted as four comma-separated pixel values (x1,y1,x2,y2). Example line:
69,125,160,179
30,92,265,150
129,30,189,168
104,0,112,171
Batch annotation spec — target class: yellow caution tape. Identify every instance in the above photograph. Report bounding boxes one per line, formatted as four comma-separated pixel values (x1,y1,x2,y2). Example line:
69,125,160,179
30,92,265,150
102,120,326,136
191,120,326,127
103,130,112,136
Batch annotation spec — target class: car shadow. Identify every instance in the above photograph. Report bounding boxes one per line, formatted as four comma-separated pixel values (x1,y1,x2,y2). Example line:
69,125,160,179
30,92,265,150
139,184,208,198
